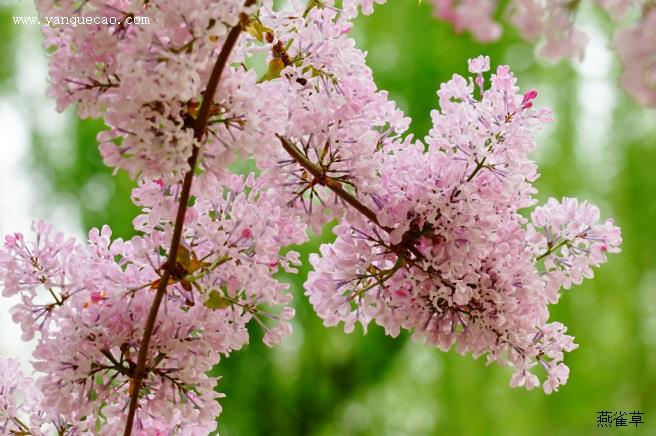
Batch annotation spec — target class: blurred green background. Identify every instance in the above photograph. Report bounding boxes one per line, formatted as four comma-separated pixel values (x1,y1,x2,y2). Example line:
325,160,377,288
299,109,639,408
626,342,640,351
1,1,655,435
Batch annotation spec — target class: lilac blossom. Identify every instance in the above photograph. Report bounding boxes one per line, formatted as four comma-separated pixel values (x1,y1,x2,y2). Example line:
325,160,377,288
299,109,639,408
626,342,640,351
0,0,623,433
306,60,620,394
426,0,656,107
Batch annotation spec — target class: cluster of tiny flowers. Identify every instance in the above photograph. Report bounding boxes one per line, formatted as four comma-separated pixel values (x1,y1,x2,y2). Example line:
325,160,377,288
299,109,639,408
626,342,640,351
0,357,76,435
0,0,623,433
306,58,621,394
37,0,257,180
613,8,656,106
431,0,501,42
249,0,409,231
0,174,306,432
1,358,39,434
427,0,656,107
527,197,622,298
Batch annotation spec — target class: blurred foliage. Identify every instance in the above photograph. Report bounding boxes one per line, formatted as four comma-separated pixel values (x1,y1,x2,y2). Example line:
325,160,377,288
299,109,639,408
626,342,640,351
0,5,16,88
3,0,656,434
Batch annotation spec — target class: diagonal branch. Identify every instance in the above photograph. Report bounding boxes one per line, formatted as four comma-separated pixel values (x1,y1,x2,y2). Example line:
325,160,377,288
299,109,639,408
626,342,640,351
278,135,389,230
278,135,459,293
123,10,251,435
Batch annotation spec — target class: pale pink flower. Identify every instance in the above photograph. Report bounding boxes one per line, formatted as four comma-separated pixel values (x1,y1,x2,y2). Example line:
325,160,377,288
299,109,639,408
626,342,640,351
614,10,656,106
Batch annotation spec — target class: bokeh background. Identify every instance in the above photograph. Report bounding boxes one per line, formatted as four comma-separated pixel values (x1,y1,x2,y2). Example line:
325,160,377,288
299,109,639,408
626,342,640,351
1,1,655,435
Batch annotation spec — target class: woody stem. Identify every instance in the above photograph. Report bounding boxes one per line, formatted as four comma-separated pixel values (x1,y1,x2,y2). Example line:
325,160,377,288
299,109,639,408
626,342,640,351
123,10,250,435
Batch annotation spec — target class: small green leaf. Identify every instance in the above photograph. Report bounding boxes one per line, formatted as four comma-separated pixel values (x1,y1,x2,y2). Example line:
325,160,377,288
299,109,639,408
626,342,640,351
245,20,273,42
204,290,230,310
260,58,285,82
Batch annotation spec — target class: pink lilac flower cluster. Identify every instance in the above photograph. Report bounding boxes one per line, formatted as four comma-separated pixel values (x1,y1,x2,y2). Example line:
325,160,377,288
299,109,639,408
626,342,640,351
427,0,656,106
37,0,261,181
252,1,409,231
0,172,307,432
0,0,621,434
306,58,621,394
613,8,656,106
1,354,205,435
0,357,42,434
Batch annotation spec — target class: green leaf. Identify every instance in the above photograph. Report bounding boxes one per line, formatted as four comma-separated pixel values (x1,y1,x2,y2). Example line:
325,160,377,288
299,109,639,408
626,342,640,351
204,290,230,310
260,58,285,82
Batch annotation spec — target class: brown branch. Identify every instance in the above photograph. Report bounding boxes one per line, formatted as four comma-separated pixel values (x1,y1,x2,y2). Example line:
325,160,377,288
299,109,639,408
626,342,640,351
278,135,389,230
123,14,248,436
278,135,459,293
